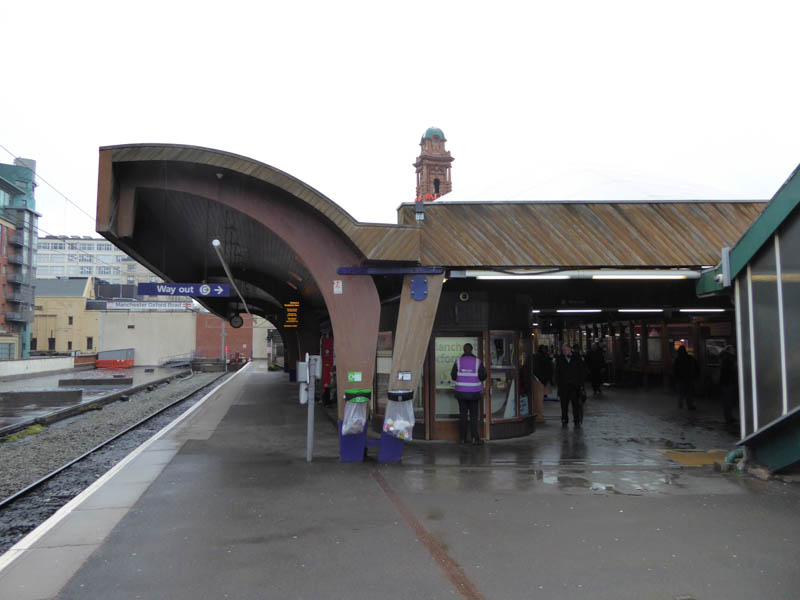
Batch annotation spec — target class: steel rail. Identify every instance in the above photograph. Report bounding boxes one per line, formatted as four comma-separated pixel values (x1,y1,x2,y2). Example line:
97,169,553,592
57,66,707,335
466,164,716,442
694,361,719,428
0,372,226,510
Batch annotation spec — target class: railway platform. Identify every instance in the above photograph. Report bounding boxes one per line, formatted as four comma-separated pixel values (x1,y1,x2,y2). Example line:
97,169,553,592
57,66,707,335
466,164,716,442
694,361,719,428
1,362,798,599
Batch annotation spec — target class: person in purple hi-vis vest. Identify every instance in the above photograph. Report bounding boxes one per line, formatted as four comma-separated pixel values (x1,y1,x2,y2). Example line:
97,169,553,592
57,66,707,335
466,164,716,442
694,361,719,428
451,343,487,445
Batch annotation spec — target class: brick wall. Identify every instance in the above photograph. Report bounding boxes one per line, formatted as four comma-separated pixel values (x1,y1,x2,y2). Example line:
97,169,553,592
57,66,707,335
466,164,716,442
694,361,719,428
195,314,254,359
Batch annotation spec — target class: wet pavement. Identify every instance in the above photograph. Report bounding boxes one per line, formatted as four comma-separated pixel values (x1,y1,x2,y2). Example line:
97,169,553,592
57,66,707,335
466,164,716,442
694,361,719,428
2,364,798,600
0,367,184,432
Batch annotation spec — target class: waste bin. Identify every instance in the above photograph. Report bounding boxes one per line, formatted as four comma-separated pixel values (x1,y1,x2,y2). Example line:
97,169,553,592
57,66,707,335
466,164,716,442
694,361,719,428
379,389,414,462
339,388,371,462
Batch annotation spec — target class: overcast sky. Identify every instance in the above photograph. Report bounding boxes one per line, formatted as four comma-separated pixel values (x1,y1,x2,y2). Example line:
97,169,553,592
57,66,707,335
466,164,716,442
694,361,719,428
1,1,798,237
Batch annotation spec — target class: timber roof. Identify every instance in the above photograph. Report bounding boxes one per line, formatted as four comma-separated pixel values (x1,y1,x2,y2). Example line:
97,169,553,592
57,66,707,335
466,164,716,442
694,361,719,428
399,199,766,268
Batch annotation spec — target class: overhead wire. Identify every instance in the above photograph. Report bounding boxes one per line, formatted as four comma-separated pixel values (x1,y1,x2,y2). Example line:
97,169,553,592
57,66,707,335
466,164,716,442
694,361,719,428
0,143,96,223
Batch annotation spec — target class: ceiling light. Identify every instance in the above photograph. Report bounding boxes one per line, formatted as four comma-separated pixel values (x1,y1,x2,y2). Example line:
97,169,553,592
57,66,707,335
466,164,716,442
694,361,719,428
593,274,687,280
679,308,725,313
617,309,664,313
557,309,602,313
531,309,540,313
477,274,569,280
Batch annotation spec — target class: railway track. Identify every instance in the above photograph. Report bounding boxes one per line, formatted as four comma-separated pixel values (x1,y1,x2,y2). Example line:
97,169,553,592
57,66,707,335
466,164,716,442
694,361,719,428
0,372,229,554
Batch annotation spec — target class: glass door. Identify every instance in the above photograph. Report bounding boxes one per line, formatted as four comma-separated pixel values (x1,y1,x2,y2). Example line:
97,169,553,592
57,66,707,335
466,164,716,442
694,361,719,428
430,335,483,440
488,331,519,422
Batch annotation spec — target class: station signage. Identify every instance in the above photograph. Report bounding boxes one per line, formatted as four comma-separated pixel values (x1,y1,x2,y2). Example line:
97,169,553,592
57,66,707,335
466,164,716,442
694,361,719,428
137,283,230,297
107,301,193,311
284,301,300,328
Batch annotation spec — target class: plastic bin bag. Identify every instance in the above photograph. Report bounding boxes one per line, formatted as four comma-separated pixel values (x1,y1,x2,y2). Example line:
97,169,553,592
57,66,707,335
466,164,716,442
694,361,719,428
342,401,367,435
383,399,414,440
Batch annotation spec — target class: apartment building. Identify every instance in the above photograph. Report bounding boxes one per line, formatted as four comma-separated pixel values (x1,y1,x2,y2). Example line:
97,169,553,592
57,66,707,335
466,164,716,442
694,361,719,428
0,158,38,359
36,235,160,288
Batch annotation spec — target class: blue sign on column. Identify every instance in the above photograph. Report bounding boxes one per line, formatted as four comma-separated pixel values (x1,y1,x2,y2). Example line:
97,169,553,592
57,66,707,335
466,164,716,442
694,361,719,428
137,283,230,297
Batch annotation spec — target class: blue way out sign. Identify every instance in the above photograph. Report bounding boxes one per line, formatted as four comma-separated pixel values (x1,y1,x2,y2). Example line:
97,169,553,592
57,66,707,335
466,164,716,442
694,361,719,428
137,283,230,297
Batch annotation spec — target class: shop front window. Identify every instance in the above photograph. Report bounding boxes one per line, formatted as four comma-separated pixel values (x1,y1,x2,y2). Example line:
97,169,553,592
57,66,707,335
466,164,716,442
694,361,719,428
647,326,662,362
434,336,479,421
489,331,518,421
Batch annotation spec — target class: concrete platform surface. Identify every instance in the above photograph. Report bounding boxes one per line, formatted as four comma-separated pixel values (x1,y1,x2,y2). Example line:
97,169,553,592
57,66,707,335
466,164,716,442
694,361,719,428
1,362,798,600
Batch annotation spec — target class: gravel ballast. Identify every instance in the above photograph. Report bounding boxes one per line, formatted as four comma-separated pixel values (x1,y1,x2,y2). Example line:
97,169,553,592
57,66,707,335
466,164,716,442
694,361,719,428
0,370,228,553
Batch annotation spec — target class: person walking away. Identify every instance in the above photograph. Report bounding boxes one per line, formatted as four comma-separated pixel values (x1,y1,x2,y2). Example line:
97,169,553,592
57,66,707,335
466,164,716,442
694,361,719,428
719,345,738,423
587,342,605,397
451,343,487,445
673,346,697,409
556,343,587,428
533,345,553,389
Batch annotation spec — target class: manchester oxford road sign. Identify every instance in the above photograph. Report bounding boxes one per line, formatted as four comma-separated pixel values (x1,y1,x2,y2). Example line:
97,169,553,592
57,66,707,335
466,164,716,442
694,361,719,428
137,283,230,297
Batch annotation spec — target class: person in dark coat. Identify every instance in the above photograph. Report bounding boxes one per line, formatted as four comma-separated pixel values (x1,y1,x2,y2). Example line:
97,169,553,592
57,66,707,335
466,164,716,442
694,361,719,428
673,346,698,409
533,345,553,387
556,342,587,428
719,345,738,423
587,342,605,396
451,343,487,445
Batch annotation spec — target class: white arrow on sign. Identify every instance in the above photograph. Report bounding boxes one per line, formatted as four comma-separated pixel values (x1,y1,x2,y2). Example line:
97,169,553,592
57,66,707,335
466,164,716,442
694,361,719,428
215,286,223,295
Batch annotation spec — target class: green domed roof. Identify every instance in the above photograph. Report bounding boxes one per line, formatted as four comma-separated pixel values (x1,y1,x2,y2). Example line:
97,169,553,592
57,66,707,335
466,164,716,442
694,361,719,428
423,127,445,140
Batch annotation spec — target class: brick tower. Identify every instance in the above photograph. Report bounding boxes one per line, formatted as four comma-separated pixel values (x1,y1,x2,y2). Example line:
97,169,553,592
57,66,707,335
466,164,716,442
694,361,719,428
414,127,453,201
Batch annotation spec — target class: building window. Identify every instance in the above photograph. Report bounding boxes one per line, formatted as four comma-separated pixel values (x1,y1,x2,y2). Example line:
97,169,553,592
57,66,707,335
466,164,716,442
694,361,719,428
87,337,93,350
51,242,65,250
79,254,93,262
97,242,113,251
39,242,50,250
67,341,72,351
30,337,37,351
0,343,14,360
127,263,136,271
68,254,78,262
67,242,78,250
115,255,123,262
80,266,93,275
149,276,158,282
48,337,55,351
127,277,135,284
68,316,73,325
97,266,111,275
79,243,94,251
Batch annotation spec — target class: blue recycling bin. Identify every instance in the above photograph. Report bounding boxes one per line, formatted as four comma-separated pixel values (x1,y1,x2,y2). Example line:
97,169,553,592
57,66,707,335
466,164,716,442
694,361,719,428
339,388,371,462
377,389,414,463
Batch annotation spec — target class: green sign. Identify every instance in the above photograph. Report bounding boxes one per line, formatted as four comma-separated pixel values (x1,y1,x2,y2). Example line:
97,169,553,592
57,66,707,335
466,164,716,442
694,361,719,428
347,371,363,383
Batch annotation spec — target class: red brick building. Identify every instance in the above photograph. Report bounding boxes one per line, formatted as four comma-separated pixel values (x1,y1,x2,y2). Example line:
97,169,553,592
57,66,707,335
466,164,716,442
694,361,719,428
195,313,255,360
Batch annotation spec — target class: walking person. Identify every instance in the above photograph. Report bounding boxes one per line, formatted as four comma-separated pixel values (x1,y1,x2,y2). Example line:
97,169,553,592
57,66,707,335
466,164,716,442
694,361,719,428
673,346,698,409
533,345,553,389
556,342,587,428
451,343,487,445
587,342,605,397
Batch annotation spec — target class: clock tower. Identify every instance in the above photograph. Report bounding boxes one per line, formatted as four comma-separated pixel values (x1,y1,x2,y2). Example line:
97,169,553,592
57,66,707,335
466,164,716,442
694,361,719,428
414,127,453,201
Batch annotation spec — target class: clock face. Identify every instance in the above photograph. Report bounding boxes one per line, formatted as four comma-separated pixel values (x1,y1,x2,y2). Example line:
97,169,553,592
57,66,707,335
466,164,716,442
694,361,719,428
229,315,244,328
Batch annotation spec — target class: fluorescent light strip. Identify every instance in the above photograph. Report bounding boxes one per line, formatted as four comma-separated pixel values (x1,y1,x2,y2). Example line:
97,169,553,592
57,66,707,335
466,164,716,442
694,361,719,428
679,308,725,313
592,274,687,280
477,275,569,280
531,309,541,313
557,309,602,313
617,309,664,313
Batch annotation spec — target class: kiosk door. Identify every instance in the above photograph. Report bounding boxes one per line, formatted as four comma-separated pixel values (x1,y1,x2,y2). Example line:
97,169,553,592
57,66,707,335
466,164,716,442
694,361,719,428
430,335,485,440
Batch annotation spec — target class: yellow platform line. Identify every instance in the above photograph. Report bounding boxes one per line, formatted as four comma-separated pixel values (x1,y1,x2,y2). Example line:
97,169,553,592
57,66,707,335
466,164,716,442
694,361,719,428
658,449,728,466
